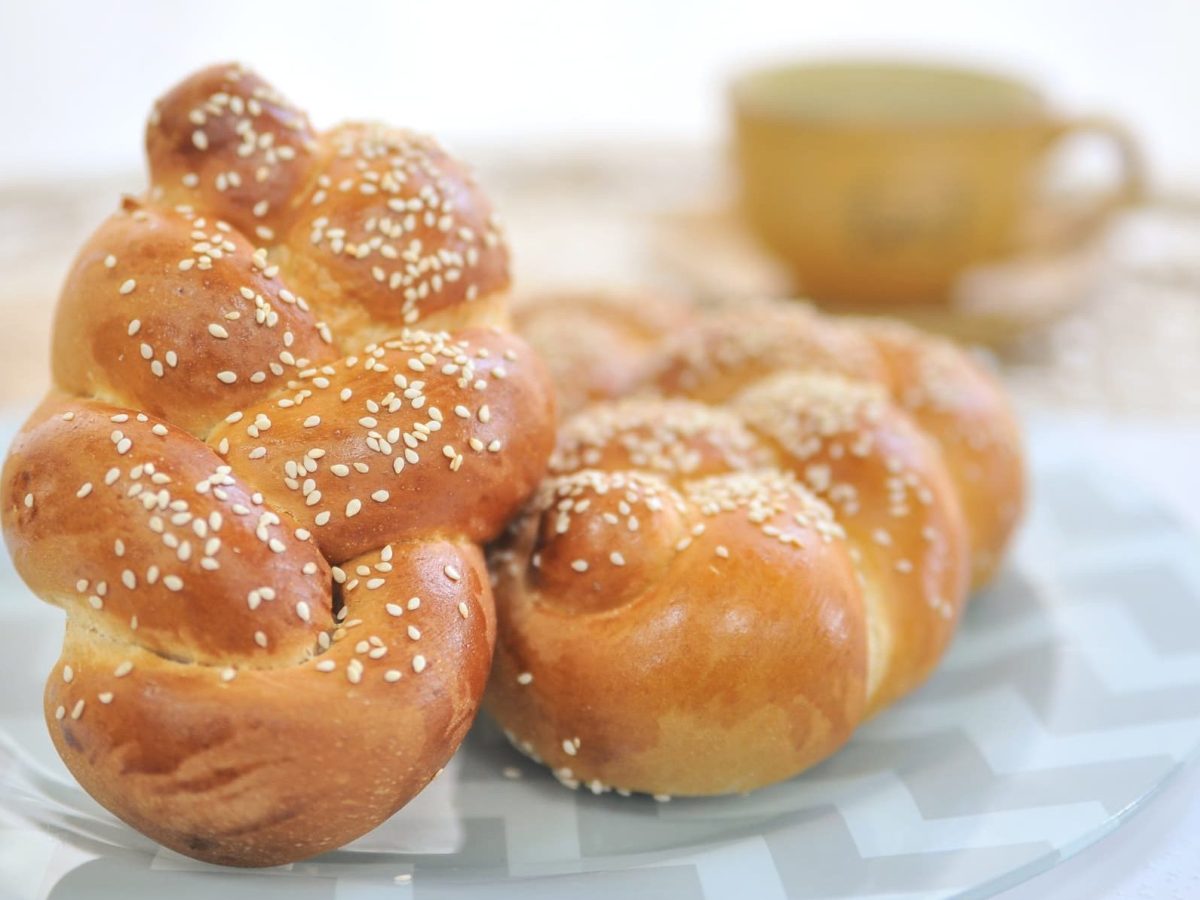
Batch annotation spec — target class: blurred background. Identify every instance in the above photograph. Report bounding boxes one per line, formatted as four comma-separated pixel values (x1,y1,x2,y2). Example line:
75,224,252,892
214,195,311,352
1,0,1197,182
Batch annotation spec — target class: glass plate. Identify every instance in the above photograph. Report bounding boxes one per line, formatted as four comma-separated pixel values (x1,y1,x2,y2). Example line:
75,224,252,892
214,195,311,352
1,421,1199,900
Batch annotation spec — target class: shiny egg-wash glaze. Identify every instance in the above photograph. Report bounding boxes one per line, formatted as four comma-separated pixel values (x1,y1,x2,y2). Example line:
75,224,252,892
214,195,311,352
1,63,556,866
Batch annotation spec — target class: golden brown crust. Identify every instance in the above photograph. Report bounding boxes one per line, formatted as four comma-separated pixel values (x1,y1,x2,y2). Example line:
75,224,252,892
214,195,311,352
278,123,510,338
487,468,865,795
648,301,1024,585
853,318,1025,588
648,301,890,402
43,539,493,867
208,327,555,564
486,298,1023,797
3,63,554,866
512,288,694,416
52,200,338,436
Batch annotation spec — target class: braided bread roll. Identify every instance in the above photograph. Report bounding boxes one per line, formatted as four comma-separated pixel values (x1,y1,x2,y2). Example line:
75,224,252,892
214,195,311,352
1,64,555,866
488,299,1022,796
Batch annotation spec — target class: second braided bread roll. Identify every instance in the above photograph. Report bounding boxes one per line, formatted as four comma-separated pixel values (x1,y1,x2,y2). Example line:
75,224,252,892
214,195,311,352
488,298,1023,796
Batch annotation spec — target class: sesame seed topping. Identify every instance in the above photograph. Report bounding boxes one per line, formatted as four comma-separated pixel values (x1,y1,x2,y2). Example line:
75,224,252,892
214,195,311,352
118,279,136,295
412,655,427,673
517,672,534,685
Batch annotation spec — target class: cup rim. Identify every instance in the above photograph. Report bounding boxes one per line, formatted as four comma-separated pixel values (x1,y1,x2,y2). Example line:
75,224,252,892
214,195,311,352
730,57,1047,126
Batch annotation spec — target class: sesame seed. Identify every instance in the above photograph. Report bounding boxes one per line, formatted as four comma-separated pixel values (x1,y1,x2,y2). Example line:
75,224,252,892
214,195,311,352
571,559,589,573
254,631,268,648
458,601,470,618
62,665,74,683
347,659,364,683
345,498,362,517
163,575,184,592
296,601,311,622
316,660,336,672
444,564,461,582
412,655,427,673
221,668,237,682
76,483,93,498
114,661,133,677
517,672,533,685
384,669,402,682
216,371,237,384
371,490,389,502
208,323,230,339
70,700,85,720
98,692,113,704
562,739,578,756
715,545,730,559
104,254,117,268
118,279,136,295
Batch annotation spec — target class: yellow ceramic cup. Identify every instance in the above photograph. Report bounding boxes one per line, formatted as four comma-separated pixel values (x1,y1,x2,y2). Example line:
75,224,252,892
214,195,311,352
731,60,1143,307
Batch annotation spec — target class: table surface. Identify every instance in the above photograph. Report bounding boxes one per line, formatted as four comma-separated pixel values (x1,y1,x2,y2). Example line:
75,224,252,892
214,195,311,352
1,145,1198,898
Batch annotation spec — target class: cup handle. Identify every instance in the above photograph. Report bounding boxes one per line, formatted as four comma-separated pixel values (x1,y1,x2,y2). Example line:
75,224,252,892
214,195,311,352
1044,115,1146,242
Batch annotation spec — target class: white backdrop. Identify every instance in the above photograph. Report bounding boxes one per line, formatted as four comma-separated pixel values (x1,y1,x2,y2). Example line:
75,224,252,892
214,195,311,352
0,0,1196,188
